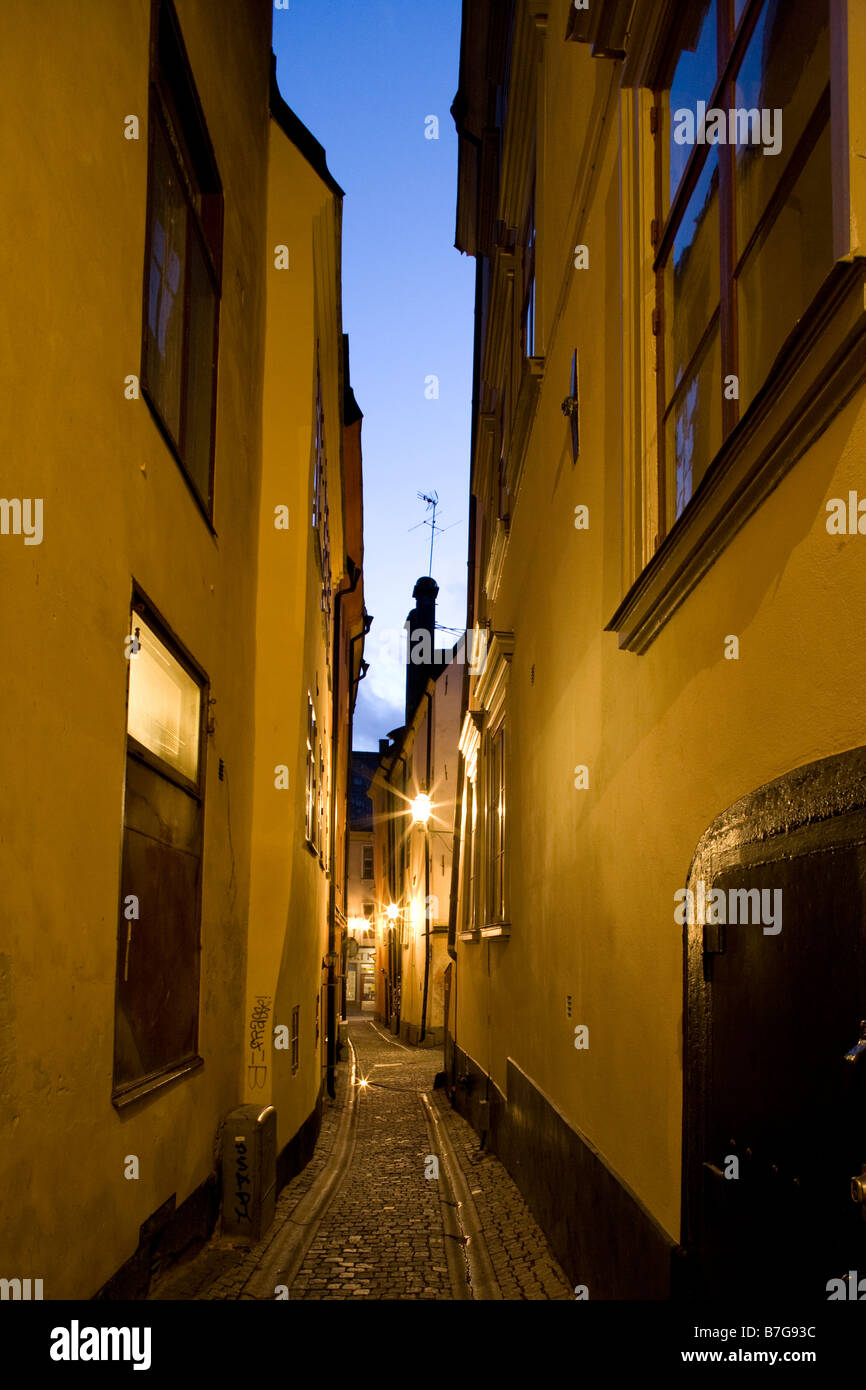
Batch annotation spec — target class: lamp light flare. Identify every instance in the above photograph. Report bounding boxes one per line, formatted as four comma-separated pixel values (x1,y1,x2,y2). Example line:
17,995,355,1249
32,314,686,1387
386,902,400,920
410,792,432,825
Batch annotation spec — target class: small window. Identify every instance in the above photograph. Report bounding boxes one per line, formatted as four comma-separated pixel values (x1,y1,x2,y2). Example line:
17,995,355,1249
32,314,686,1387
362,844,374,880
486,725,506,924
141,0,223,520
465,777,478,932
312,358,332,621
318,739,327,858
305,695,318,847
127,614,201,783
113,595,206,1103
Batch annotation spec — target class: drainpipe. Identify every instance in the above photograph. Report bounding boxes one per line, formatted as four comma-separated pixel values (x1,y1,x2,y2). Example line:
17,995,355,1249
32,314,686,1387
390,750,408,1032
327,557,362,1099
342,618,370,1023
447,653,470,965
348,612,372,714
344,615,371,896
419,687,433,1043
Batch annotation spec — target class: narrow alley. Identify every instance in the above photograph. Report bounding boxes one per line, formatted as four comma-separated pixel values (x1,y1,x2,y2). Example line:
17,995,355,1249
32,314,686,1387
150,1022,572,1302
5,0,866,1368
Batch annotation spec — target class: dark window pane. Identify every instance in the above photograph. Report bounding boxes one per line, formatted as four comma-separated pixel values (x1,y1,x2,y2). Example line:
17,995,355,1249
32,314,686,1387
665,150,720,399
183,227,217,506
734,0,829,257
666,322,722,524
114,757,202,1089
737,119,833,409
667,0,718,210
524,277,536,357
145,118,186,444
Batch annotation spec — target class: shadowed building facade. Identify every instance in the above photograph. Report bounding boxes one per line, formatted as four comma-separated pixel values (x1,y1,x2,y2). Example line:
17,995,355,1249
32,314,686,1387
0,0,364,1298
371,585,463,1046
345,751,379,1016
448,0,866,1298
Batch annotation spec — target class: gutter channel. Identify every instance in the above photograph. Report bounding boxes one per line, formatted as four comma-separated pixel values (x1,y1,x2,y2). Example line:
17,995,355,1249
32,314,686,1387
242,1039,360,1298
420,1091,502,1301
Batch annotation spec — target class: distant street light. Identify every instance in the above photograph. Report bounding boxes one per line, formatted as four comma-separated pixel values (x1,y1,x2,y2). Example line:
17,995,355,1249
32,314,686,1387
386,902,400,921
410,792,432,825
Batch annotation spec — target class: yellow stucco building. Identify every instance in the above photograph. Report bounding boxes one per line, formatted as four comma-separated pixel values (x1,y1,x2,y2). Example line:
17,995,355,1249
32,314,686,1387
373,669,463,1045
0,0,363,1299
449,0,866,1297
371,582,464,1046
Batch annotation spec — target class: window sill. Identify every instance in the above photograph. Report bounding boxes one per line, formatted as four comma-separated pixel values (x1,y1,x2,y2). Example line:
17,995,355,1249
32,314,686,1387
457,929,481,943
607,262,866,654
480,922,511,939
112,1054,203,1110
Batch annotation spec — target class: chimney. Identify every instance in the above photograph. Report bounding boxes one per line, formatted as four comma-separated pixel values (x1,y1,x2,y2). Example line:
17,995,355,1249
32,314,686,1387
405,575,438,722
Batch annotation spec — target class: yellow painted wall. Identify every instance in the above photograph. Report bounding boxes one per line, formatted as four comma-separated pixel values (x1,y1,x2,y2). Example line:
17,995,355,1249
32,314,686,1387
384,657,462,1041
244,117,344,1160
0,0,272,1296
454,0,866,1243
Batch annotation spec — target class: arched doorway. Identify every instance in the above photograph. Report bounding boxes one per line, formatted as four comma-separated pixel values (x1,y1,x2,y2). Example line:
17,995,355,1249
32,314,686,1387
682,747,866,1297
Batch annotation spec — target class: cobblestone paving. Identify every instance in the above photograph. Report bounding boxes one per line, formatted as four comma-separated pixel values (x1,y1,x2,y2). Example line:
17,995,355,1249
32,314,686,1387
149,1060,348,1301
291,1021,449,1299
150,1019,572,1301
431,1088,573,1301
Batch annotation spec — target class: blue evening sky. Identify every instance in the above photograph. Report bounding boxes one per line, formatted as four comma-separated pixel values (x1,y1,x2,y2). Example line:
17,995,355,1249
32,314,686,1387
272,0,474,750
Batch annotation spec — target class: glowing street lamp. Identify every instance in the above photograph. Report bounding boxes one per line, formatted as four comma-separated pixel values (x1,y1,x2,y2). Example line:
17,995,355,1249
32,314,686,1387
410,792,432,826
386,902,400,921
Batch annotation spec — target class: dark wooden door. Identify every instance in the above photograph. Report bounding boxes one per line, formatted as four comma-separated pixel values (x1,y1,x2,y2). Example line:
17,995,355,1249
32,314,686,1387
683,748,866,1298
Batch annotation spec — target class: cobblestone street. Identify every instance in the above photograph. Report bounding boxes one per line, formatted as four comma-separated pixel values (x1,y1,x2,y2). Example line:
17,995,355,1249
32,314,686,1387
151,1020,572,1301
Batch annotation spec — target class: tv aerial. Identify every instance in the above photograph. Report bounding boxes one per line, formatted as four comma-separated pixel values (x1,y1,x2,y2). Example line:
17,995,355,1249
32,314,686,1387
409,490,461,576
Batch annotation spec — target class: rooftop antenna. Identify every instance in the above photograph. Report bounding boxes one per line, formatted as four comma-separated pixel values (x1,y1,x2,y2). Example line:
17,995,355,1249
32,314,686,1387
410,490,441,577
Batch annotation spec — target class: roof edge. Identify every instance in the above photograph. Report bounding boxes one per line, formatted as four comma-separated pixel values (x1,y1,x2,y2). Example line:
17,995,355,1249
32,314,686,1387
269,52,344,198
